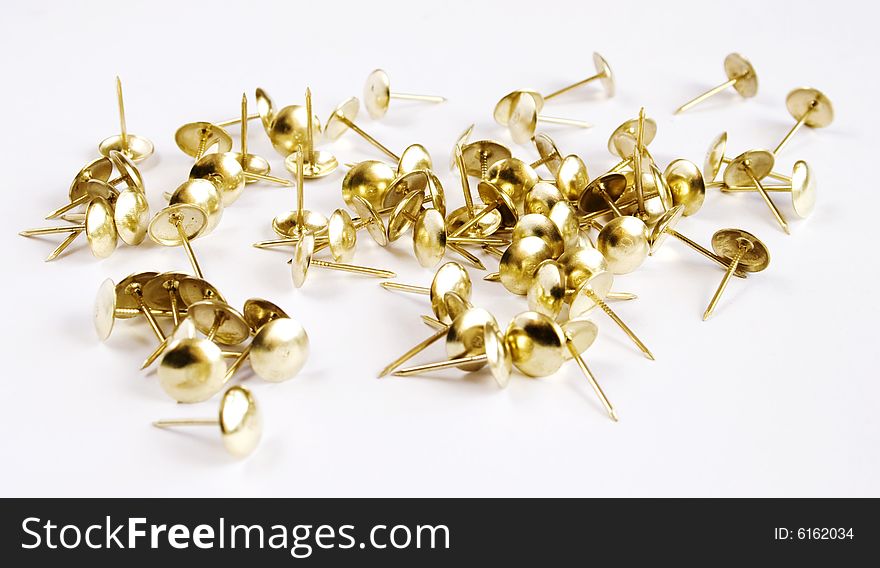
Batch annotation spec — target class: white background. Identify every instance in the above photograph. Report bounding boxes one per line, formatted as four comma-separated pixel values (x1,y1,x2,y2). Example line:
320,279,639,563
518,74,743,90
1,0,877,497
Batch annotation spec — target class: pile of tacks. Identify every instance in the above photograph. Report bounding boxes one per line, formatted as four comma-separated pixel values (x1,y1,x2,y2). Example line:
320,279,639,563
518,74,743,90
20,53,830,456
